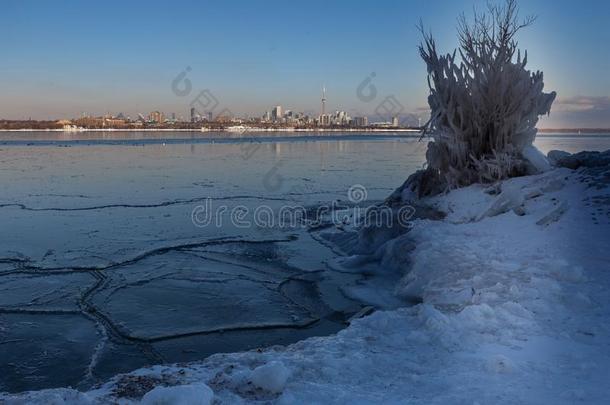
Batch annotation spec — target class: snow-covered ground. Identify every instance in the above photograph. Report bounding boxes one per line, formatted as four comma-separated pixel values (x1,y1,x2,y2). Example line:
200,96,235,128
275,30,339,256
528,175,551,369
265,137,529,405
2,150,610,404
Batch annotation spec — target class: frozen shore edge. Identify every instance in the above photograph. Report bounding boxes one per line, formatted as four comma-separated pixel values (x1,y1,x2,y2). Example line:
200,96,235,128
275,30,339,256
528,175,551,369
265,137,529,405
2,149,610,404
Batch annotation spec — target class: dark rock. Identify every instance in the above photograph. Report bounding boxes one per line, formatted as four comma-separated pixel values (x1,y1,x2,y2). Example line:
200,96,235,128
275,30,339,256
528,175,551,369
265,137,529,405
548,149,610,170
573,150,610,168
548,150,573,166
548,150,580,169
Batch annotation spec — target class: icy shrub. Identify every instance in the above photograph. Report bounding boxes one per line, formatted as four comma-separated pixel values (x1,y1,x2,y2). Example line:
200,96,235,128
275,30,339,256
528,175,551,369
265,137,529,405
407,0,556,197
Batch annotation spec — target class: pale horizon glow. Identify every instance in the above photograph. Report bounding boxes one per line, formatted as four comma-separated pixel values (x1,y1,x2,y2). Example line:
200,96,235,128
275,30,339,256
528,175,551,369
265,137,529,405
1,0,609,128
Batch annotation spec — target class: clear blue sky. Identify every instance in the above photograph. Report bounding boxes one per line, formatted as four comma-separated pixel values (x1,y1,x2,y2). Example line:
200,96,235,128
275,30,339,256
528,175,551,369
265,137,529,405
1,0,609,127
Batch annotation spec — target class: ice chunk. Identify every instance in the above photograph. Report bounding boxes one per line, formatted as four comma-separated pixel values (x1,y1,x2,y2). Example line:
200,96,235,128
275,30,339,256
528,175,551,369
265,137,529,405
522,145,551,173
140,383,214,405
477,183,524,220
250,361,291,393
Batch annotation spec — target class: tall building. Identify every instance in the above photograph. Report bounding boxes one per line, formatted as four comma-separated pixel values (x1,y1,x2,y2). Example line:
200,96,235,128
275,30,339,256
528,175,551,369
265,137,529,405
321,85,326,116
272,105,283,122
207,111,213,122
353,116,368,127
334,111,350,125
190,107,196,123
148,111,164,123
392,116,399,127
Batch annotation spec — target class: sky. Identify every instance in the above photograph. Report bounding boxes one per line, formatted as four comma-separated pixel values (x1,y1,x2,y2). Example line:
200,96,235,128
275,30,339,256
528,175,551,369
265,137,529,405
1,0,609,128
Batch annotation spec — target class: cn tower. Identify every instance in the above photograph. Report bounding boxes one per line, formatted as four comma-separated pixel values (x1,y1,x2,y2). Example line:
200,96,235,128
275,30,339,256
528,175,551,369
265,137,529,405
321,85,326,116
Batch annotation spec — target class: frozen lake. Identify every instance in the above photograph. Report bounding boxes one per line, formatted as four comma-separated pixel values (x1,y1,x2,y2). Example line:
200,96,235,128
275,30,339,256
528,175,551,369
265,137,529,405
0,131,608,393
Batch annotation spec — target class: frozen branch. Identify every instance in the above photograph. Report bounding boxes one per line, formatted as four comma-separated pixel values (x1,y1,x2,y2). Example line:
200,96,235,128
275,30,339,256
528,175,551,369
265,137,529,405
408,0,556,197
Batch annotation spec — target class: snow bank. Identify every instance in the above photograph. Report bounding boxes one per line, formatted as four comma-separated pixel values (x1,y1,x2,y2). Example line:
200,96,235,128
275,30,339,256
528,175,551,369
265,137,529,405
3,151,610,404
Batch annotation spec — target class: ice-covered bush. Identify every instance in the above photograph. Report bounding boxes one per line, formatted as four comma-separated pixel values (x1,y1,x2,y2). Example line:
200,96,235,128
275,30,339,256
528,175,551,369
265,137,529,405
407,0,556,197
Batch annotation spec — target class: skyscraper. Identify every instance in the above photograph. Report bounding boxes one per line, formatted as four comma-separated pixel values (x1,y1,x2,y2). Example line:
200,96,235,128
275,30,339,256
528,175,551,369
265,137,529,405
321,85,326,116
190,107,196,123
148,111,164,123
319,114,330,126
272,105,283,122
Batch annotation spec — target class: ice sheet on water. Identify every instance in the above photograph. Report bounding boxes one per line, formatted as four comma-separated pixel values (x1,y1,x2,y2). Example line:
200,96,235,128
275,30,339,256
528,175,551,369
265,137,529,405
0,137,431,395
0,273,95,310
0,313,100,393
93,276,315,340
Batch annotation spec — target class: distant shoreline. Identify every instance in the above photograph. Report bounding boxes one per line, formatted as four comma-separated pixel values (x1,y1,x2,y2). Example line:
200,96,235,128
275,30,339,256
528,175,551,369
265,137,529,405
538,128,610,133
0,128,422,133
0,127,608,134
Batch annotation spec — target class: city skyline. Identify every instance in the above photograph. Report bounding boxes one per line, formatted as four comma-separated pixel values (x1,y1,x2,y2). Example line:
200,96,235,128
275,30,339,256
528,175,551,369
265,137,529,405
1,0,609,127
59,89,414,127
